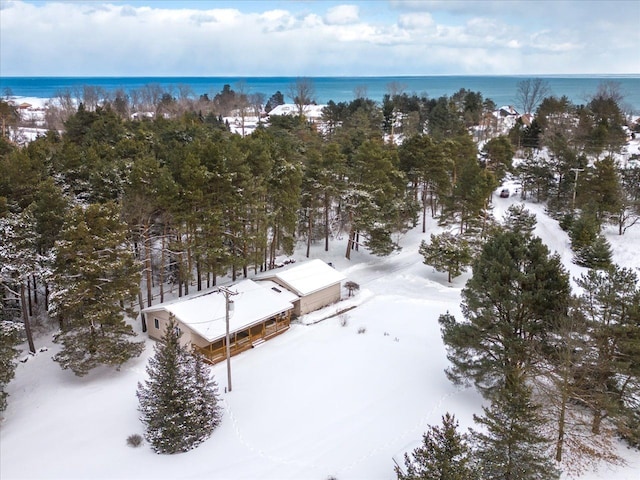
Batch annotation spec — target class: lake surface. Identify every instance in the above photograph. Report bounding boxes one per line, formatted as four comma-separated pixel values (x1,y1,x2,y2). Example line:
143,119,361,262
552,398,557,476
2,75,639,113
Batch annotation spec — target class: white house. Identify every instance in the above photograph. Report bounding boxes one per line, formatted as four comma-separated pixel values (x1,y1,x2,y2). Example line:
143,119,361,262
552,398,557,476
142,260,346,363
142,279,294,364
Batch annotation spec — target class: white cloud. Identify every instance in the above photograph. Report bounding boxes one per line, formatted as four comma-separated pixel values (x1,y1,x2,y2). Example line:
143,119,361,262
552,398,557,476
324,4,359,25
397,12,434,30
0,0,638,76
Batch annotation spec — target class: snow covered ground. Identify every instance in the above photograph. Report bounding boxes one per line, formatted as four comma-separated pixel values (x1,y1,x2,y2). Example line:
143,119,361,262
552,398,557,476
1,189,639,479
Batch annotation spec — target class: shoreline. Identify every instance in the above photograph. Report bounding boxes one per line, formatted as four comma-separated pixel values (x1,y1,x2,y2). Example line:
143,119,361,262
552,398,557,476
3,75,639,112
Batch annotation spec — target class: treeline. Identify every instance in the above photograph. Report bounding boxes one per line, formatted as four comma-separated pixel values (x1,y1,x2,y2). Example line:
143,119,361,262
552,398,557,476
0,80,638,413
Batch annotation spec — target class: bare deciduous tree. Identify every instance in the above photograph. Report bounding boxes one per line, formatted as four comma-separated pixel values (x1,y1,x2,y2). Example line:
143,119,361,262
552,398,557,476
82,85,104,111
353,84,368,100
287,78,316,118
592,80,624,105
516,78,551,114
248,92,265,118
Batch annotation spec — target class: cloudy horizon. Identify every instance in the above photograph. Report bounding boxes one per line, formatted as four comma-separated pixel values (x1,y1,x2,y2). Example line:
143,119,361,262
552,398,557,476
1,0,639,77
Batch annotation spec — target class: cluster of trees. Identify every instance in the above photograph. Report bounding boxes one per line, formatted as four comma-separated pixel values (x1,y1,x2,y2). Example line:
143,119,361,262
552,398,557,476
511,83,638,221
400,205,639,478
417,83,639,283
1,82,496,407
1,77,637,449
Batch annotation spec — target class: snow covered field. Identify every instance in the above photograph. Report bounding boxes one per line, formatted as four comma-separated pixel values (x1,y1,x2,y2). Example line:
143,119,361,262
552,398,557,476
1,188,639,479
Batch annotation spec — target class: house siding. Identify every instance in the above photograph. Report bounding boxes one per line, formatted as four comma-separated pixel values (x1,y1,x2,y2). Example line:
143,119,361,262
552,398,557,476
145,310,203,348
299,283,341,315
268,280,341,316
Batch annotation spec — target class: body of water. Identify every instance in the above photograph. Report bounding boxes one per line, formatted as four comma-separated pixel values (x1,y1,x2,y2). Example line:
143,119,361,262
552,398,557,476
1,75,639,113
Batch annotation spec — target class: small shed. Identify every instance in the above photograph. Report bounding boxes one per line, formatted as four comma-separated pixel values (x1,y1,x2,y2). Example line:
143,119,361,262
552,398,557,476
258,259,345,316
142,279,294,364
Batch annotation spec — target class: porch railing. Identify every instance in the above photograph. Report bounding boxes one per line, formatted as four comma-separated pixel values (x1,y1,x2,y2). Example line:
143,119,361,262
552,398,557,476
194,315,290,365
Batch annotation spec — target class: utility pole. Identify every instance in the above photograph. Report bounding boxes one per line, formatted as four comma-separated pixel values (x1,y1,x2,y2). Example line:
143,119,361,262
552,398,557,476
570,168,584,210
217,286,238,392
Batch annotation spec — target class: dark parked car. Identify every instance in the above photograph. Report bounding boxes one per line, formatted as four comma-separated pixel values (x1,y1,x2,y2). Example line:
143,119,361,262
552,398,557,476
499,188,510,198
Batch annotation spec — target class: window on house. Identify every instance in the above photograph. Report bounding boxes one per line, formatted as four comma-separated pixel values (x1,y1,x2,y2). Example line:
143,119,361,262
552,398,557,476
154,319,159,329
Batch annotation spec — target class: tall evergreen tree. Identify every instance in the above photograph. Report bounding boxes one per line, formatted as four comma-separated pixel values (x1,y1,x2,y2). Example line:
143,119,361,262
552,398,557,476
616,165,640,235
577,156,623,223
439,230,571,396
0,320,23,412
481,135,514,184
440,139,493,235
472,384,560,480
50,202,143,376
137,317,222,454
396,413,478,480
574,266,640,441
398,135,451,232
0,209,41,353
343,139,416,258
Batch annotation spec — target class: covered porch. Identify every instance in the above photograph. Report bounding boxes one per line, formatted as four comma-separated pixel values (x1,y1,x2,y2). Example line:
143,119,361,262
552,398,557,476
195,312,291,364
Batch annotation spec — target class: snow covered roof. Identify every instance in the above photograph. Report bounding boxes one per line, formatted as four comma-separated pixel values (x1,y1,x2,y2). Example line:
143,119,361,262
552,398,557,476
495,105,519,117
261,259,345,297
256,279,301,304
142,279,293,343
267,103,327,119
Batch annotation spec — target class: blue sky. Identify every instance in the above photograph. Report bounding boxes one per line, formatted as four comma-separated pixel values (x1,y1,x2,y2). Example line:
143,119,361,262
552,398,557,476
1,0,639,76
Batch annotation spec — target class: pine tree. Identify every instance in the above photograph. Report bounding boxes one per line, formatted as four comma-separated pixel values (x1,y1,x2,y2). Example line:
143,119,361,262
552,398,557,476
396,413,478,480
573,233,612,269
574,266,640,441
344,139,417,258
503,204,537,238
569,211,600,260
441,148,494,235
439,230,571,396
398,135,451,233
481,135,514,184
0,209,41,353
0,320,23,412
137,317,222,454
50,202,143,376
472,384,560,480
419,232,472,283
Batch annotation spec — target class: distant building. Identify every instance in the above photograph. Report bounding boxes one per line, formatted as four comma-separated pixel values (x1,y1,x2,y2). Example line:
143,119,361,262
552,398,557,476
267,103,327,123
493,105,521,132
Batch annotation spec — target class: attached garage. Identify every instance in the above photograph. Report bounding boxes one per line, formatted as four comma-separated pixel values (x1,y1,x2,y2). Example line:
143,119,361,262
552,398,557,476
257,259,346,316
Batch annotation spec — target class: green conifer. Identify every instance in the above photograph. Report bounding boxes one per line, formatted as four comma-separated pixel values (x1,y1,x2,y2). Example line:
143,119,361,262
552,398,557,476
0,321,23,412
396,413,478,480
439,230,571,395
419,232,472,283
50,202,143,375
573,233,613,269
137,317,222,454
473,384,559,480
